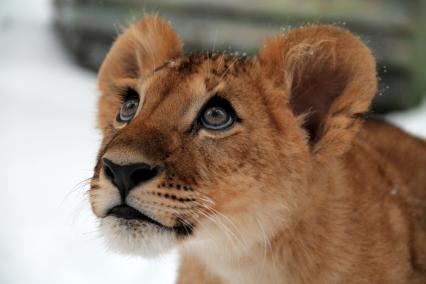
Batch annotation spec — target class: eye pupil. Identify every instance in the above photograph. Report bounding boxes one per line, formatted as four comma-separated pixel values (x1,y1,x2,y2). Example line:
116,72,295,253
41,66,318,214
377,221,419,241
204,107,228,125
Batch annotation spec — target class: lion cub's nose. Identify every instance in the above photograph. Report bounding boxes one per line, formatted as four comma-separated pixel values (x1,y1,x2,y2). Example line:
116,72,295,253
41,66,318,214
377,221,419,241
102,158,160,200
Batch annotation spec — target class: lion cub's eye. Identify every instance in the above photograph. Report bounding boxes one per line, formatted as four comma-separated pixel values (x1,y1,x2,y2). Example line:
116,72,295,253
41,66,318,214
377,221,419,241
198,96,236,131
117,88,140,123
201,106,233,130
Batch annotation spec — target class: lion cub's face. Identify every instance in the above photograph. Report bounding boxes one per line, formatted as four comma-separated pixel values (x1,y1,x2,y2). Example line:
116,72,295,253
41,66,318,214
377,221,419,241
90,16,376,257
91,53,308,256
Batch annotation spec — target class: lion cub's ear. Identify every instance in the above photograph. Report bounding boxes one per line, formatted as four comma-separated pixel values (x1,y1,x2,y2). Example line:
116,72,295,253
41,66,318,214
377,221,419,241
258,26,377,162
98,15,182,92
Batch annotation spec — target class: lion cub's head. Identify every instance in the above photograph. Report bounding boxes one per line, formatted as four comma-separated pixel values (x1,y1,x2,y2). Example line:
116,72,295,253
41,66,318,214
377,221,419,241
90,16,376,257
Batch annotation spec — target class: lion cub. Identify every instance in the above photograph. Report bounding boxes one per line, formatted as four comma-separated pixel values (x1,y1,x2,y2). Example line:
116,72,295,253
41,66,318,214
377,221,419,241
90,15,426,283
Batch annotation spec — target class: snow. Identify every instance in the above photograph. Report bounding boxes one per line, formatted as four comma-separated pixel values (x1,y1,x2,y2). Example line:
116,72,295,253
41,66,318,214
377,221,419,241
0,1,424,284
388,100,426,139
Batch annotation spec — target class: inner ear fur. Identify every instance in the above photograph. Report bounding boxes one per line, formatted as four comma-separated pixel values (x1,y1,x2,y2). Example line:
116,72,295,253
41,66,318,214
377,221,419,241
258,25,377,161
98,15,182,95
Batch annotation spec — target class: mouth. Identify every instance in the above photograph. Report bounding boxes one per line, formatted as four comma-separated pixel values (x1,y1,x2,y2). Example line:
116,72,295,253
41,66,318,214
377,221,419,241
107,205,166,227
107,205,193,236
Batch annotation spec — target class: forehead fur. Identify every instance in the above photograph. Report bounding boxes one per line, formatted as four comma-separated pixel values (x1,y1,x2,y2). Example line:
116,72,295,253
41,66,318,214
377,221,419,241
97,44,271,127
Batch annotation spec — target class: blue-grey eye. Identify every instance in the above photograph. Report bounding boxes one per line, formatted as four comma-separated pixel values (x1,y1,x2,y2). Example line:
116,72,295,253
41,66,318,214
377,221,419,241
201,106,234,130
118,97,139,122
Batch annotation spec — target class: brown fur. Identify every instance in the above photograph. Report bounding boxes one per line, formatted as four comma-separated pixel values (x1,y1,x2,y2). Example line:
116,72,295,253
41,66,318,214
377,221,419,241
90,15,426,283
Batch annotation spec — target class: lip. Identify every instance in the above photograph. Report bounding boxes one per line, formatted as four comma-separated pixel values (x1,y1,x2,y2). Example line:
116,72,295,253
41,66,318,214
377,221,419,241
107,205,166,228
107,204,194,236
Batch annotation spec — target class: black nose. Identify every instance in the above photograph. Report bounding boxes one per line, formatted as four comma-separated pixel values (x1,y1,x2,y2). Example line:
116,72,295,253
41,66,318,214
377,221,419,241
102,158,160,200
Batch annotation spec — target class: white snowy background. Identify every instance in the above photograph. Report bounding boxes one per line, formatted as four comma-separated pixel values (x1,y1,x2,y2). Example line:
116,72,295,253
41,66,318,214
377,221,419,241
0,0,424,284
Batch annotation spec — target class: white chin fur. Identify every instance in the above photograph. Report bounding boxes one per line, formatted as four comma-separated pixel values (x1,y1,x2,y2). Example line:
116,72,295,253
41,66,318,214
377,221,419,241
100,216,176,258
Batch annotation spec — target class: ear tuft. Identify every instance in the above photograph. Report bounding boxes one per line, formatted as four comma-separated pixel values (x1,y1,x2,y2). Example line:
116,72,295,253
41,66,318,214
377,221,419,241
128,15,182,78
259,26,377,162
98,15,182,94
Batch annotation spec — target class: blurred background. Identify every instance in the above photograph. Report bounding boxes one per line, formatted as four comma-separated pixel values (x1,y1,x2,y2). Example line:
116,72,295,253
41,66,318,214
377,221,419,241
0,0,425,283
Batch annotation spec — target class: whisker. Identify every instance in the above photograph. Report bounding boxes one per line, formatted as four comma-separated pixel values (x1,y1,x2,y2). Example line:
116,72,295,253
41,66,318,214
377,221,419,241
195,198,247,244
193,207,239,250
207,51,211,79
61,177,93,206
193,201,249,251
254,214,271,272
218,56,239,82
